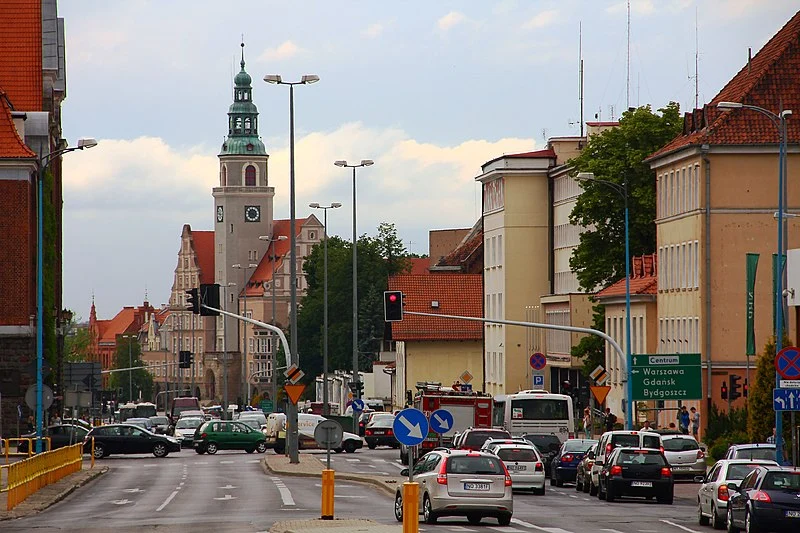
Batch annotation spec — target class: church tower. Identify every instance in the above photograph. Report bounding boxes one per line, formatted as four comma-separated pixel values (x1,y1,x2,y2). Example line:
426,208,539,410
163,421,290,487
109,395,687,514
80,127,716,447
213,43,274,352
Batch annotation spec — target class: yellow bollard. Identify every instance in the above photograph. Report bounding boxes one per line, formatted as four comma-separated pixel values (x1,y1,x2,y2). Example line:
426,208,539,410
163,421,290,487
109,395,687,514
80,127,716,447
321,469,335,519
402,482,419,533
91,437,95,469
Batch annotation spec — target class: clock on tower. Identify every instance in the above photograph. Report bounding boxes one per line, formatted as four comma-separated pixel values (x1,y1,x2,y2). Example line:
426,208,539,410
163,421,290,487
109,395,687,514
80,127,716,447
244,205,261,222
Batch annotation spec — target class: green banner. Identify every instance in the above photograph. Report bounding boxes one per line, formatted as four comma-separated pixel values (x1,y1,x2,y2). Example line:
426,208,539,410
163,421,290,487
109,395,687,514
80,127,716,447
773,253,786,336
746,253,759,356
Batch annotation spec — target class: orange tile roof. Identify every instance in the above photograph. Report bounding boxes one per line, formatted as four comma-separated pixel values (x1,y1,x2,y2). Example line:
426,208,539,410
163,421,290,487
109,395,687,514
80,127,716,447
191,230,215,285
154,308,171,325
650,10,800,160
98,307,137,343
0,91,35,157
388,274,483,341
596,254,658,298
0,0,43,112
246,218,307,296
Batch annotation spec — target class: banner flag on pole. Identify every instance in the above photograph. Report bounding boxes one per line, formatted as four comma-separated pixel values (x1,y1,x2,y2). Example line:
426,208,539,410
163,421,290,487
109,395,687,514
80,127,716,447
746,253,759,356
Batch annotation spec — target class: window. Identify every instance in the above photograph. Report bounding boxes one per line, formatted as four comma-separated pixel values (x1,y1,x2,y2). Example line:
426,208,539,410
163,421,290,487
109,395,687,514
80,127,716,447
245,165,256,186
309,231,316,240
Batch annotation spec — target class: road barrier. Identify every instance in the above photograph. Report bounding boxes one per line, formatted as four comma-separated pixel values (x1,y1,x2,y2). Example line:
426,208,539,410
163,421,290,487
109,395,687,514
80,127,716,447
2,438,52,463
1,442,83,511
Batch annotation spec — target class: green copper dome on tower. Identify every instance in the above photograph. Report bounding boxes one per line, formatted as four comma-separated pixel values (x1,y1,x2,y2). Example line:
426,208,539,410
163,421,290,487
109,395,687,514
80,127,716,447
220,42,266,156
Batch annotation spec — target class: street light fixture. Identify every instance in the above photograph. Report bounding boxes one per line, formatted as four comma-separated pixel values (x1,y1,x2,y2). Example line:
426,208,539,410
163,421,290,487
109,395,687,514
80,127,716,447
576,171,632,430
259,235,288,409
35,138,97,453
309,203,342,416
333,159,374,429
233,263,258,407
264,73,318,464
718,101,792,463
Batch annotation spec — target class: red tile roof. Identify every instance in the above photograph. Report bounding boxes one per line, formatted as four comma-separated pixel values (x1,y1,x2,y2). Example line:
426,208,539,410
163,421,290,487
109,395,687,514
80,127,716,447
434,220,483,273
506,149,557,158
246,218,307,296
0,91,35,157
388,274,483,341
650,10,800,160
98,307,137,343
596,254,658,298
0,0,43,112
154,307,171,325
191,230,215,285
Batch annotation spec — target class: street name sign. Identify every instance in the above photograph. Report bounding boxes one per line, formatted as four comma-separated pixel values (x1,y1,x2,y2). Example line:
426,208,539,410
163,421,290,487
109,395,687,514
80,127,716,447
429,409,454,435
393,408,428,447
779,380,800,389
773,388,800,411
631,353,702,401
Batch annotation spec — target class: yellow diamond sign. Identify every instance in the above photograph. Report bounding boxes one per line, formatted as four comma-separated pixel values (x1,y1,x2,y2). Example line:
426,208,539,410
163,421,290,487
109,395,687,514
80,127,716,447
460,370,473,384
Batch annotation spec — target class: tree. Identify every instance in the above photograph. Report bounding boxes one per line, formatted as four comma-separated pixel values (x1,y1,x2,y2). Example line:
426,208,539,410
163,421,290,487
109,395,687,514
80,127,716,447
571,303,606,377
108,337,154,404
569,103,682,292
64,314,93,363
748,337,792,444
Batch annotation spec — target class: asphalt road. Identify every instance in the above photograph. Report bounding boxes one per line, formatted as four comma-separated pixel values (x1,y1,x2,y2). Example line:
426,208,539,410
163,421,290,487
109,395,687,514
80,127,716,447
6,446,714,533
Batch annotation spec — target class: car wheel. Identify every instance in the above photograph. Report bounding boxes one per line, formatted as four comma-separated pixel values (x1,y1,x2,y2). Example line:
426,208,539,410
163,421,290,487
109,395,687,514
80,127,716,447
394,492,403,522
334,447,344,454
556,475,564,488
576,477,583,492
368,442,377,450
274,445,285,455
92,442,106,459
344,441,357,453
589,480,598,496
152,443,168,458
256,441,267,453
467,514,482,525
728,507,741,533
206,442,218,455
744,510,759,533
711,504,725,530
533,485,545,495
423,495,437,524
598,481,606,500
550,475,556,486
606,485,615,502
497,514,512,527
698,500,710,526
583,478,591,493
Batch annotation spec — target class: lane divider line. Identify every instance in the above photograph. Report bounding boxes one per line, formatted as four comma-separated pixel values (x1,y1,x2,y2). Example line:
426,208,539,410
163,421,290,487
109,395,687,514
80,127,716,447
156,490,179,512
660,520,701,533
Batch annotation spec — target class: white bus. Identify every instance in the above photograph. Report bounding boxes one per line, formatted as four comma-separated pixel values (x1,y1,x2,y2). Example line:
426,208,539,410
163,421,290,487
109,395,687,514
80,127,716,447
501,390,575,442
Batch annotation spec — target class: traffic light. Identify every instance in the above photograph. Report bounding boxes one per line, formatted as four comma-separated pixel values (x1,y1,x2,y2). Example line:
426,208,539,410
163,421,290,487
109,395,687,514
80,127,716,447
348,380,365,397
186,288,200,314
729,375,742,401
200,283,220,316
383,291,404,322
721,382,728,400
744,379,749,398
179,351,191,369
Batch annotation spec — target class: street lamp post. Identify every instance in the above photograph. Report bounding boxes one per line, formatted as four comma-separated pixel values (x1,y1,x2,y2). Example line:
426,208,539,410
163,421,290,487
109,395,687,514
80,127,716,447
35,138,97,453
309,202,342,416
264,73,318,464
334,159,374,429
718,101,792,464
576,172,632,430
259,235,288,410
233,263,258,407
221,282,236,419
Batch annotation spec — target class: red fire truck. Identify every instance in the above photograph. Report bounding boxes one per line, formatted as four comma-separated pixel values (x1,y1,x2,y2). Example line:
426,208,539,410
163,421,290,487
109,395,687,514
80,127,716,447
399,381,494,465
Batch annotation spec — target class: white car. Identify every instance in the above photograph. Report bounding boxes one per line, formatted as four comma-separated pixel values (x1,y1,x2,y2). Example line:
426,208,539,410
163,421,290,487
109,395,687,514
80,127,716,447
660,434,706,478
481,438,546,494
696,458,777,529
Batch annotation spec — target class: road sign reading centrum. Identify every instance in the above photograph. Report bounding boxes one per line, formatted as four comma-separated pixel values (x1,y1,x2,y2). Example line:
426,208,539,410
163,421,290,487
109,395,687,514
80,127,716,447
631,353,702,401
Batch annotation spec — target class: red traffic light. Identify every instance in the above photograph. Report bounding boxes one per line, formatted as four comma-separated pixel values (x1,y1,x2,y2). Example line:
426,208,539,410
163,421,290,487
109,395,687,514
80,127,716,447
388,293,398,303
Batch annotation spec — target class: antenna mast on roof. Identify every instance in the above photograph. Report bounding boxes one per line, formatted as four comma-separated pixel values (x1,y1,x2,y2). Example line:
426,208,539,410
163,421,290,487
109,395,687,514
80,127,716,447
579,21,584,137
626,0,631,109
695,6,699,109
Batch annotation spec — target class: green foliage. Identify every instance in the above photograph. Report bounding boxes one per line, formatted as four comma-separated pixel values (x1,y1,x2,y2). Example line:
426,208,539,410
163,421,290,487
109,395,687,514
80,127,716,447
109,337,154,403
748,337,792,443
64,313,93,363
568,103,682,292
706,404,748,444
42,168,58,384
572,303,606,376
708,431,749,461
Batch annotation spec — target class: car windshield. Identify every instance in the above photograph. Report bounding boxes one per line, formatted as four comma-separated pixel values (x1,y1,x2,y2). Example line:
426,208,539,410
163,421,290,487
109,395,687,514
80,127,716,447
525,435,561,451
663,437,699,452
610,434,640,448
763,472,800,490
238,418,261,430
726,464,763,480
368,418,394,428
498,448,537,462
564,440,597,452
175,418,203,429
150,417,169,425
734,448,776,461
446,456,505,475
618,450,666,466
465,431,510,448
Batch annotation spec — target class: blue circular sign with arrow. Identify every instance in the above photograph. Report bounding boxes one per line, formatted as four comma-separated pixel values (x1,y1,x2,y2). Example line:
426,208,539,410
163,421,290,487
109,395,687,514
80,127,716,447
429,409,454,435
392,408,429,447
351,398,365,412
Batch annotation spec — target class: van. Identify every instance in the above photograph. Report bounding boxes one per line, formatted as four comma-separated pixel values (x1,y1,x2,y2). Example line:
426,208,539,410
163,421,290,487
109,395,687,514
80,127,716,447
170,397,201,423
588,430,663,496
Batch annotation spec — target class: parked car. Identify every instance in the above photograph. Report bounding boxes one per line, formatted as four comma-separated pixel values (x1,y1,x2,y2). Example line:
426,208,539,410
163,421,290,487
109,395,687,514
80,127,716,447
696,459,778,529
61,418,92,431
172,417,204,448
723,443,777,462
84,424,181,458
394,449,513,526
522,434,562,478
193,420,268,454
481,438,546,494
589,430,663,496
18,424,89,453
149,416,170,434
575,443,598,493
125,417,155,432
365,416,397,449
727,465,800,532
455,428,512,451
597,447,674,504
551,438,598,487
660,434,706,478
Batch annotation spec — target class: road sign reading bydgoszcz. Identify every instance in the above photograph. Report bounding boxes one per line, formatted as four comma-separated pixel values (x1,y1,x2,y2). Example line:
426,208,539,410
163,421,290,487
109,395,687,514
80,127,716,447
776,347,800,380
393,408,429,447
773,388,800,411
429,409,454,435
631,353,702,401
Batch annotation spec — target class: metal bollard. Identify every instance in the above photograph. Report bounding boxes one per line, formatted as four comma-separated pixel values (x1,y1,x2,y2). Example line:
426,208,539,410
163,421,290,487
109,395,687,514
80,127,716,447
90,437,95,469
321,469,334,519
402,482,419,533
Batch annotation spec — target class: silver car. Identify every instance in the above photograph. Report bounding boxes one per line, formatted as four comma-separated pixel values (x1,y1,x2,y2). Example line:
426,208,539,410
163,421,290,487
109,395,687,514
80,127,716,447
483,441,546,494
395,449,513,526
661,434,706,477
696,459,777,529
172,416,204,447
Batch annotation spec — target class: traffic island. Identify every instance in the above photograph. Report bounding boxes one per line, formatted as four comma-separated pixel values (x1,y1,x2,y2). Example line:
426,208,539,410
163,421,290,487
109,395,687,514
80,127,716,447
269,518,400,533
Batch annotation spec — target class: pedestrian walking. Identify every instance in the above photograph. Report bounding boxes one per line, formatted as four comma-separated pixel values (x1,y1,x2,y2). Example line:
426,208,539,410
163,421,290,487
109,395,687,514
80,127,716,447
604,408,617,432
678,406,690,435
690,407,700,439
583,408,592,439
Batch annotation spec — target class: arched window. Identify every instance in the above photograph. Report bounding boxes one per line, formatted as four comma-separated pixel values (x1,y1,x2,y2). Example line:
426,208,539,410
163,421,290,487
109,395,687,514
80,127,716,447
235,117,242,132
221,166,227,186
245,165,256,186
244,118,251,133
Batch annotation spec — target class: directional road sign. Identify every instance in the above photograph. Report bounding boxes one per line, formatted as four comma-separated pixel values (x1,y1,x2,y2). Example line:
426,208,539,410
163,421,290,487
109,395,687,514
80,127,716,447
392,408,429,447
314,419,344,448
351,398,365,412
429,409,454,435
773,388,800,411
631,353,702,401
530,352,546,371
776,347,800,380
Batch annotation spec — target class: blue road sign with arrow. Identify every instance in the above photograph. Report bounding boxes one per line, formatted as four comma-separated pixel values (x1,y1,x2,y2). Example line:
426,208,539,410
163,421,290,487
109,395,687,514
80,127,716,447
429,409,454,435
351,398,365,412
773,388,800,411
393,408,429,447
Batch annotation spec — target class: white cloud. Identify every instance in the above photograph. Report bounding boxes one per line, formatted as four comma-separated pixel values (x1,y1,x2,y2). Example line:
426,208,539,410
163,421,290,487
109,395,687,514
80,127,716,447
606,0,655,16
258,40,303,62
437,11,466,31
522,9,559,30
362,23,384,39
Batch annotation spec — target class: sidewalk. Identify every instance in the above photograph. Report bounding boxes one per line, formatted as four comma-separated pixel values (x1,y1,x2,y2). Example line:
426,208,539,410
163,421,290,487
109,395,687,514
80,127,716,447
0,464,107,521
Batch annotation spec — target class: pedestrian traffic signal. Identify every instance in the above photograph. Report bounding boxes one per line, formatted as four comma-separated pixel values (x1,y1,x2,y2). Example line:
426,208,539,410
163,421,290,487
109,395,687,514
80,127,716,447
721,382,728,400
729,375,742,401
200,283,220,316
186,288,200,314
383,290,403,322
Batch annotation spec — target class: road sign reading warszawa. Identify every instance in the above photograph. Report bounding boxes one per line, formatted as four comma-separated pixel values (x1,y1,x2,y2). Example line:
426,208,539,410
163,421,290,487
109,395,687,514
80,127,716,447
631,353,702,401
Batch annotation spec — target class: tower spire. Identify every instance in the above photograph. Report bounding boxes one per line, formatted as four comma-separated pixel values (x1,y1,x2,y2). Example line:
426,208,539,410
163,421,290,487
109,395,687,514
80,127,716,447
241,39,245,70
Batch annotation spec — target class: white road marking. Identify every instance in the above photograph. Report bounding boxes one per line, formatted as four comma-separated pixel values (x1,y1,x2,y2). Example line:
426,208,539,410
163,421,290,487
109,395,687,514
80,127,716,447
248,459,261,463
220,460,234,464
346,458,360,462
110,499,132,505
219,484,237,489
386,462,405,470
122,488,144,493
193,462,208,465
568,494,579,498
270,476,295,506
214,494,237,501
660,520,701,533
528,526,575,533
600,529,626,533
333,495,367,499
179,482,184,487
511,518,537,528
156,490,179,512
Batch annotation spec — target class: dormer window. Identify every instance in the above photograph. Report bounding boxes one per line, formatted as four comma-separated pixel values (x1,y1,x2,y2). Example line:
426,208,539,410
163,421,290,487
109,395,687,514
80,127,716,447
246,143,254,152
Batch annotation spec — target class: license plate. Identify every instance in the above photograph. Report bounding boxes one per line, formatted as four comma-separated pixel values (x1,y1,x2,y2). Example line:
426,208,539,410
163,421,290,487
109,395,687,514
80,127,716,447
631,481,653,487
507,465,527,471
464,483,490,491
373,430,385,435
787,510,800,518
672,466,689,471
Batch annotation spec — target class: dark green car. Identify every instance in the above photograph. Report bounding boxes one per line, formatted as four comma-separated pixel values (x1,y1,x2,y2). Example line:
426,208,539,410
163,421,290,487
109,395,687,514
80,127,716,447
194,420,267,454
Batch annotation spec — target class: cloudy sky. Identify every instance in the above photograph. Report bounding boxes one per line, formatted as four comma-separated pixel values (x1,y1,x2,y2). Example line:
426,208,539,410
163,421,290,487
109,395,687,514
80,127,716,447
58,0,798,320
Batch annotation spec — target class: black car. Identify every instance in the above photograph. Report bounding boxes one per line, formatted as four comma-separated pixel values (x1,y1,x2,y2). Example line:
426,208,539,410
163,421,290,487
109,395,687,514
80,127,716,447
597,447,673,504
365,416,397,449
84,424,182,458
727,465,800,532
575,444,598,493
18,424,90,453
523,434,562,478
551,438,597,486
149,415,170,434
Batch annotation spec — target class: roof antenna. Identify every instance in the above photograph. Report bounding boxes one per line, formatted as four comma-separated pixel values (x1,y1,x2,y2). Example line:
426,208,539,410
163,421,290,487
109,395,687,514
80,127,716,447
241,37,246,70
578,21,584,137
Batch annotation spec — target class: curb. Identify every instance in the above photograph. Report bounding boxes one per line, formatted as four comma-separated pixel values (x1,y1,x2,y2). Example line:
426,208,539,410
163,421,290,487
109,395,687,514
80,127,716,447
262,457,401,497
